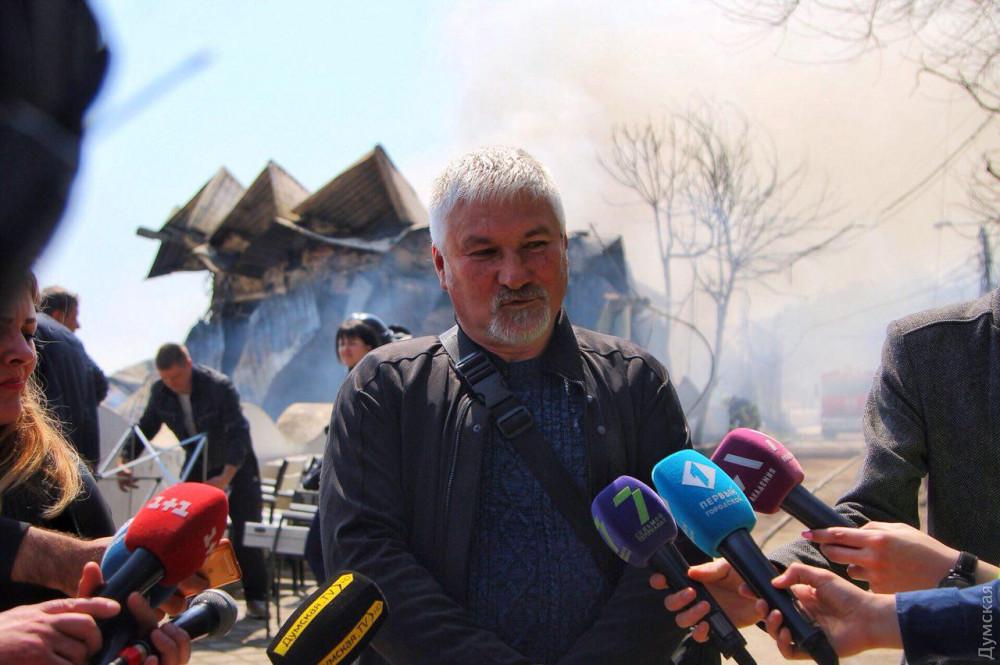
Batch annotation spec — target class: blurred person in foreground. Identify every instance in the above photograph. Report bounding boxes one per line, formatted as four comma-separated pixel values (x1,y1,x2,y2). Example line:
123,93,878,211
116,343,269,619
34,285,107,467
321,146,703,664
0,0,108,305
658,289,1000,664
0,272,190,663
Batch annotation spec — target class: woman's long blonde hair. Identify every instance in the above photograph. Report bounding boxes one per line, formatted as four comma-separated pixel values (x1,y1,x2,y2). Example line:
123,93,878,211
0,273,83,518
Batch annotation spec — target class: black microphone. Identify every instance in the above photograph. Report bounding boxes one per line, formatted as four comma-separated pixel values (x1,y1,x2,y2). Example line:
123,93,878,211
711,429,853,528
653,451,839,665
267,570,387,665
591,476,756,664
107,589,239,665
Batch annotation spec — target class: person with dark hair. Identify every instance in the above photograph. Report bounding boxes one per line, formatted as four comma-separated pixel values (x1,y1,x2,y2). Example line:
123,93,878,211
39,286,80,332
33,284,107,467
116,343,269,619
305,314,399,583
335,318,384,370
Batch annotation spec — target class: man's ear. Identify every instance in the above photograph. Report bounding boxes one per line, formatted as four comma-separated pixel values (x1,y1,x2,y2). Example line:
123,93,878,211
431,245,448,291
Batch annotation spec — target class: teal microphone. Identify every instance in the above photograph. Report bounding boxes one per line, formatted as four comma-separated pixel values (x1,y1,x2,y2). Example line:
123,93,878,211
653,451,838,665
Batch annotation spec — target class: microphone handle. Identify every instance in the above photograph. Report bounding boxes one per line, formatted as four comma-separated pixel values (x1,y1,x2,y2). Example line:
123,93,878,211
92,549,165,665
781,486,854,529
649,547,756,664
106,596,227,665
100,548,165,603
171,602,219,638
717,530,838,665
92,610,141,665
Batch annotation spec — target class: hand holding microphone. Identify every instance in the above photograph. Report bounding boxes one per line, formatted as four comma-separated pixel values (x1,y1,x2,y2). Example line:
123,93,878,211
90,482,229,665
108,589,238,665
711,430,994,593
653,450,838,665
758,563,901,660
591,476,756,664
76,561,192,665
802,521,997,593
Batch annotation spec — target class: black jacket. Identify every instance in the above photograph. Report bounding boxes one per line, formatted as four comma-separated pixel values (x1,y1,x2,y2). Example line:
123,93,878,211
321,313,705,665
35,312,108,467
127,364,249,480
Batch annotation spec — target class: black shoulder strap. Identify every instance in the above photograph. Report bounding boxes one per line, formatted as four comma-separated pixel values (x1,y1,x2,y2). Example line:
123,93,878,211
440,326,618,584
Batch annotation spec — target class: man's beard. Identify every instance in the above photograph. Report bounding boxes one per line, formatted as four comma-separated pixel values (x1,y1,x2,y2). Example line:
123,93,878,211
486,284,552,346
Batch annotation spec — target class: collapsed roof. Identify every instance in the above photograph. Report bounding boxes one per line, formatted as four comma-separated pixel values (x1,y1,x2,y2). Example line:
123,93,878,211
137,144,427,282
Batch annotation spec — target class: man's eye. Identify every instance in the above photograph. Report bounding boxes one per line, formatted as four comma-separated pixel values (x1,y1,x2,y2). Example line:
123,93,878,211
525,241,548,250
470,248,497,258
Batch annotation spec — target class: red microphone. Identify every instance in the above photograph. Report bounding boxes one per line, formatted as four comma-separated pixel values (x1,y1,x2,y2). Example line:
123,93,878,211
92,483,229,665
711,428,853,528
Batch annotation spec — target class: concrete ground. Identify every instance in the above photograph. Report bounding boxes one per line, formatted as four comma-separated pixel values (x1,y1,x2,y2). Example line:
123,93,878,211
189,432,907,664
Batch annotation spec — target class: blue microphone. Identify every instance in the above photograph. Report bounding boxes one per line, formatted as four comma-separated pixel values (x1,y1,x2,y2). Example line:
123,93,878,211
592,476,756,665
653,451,838,665
101,520,177,608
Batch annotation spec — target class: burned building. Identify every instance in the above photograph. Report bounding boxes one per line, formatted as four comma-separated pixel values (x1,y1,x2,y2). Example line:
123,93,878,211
138,145,659,418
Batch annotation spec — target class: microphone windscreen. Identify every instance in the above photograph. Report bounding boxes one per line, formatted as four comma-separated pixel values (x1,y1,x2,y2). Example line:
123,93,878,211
652,450,756,557
711,428,805,513
174,589,238,639
591,476,677,566
125,483,229,585
268,571,386,665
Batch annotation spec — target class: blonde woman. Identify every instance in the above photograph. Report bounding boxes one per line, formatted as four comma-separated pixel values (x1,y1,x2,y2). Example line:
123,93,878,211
0,271,114,608
0,272,194,664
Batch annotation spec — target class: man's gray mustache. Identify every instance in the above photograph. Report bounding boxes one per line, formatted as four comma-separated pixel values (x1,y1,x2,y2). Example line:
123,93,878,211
492,285,548,311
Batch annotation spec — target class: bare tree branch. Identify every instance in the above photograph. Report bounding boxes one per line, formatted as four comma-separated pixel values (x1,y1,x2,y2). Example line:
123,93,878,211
601,101,858,441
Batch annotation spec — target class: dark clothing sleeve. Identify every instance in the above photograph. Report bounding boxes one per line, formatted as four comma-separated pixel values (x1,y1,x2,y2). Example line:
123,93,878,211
68,466,115,537
558,378,708,665
125,390,165,462
0,516,30,584
322,371,532,665
91,356,108,403
218,378,249,469
771,320,924,571
896,581,1000,663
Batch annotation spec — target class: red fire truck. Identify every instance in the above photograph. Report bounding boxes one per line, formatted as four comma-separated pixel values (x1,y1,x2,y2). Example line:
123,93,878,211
820,370,873,438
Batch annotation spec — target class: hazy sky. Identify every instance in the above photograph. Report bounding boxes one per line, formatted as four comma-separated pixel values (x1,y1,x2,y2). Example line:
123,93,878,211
35,0,995,375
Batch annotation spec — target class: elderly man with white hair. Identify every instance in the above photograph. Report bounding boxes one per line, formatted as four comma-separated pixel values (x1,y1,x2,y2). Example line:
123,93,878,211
320,146,706,664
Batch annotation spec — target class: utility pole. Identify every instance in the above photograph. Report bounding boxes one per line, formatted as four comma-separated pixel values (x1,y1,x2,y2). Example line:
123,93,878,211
979,225,994,295
935,220,996,295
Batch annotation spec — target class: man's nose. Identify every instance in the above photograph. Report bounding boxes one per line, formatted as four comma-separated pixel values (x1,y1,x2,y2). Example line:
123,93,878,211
497,253,531,290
